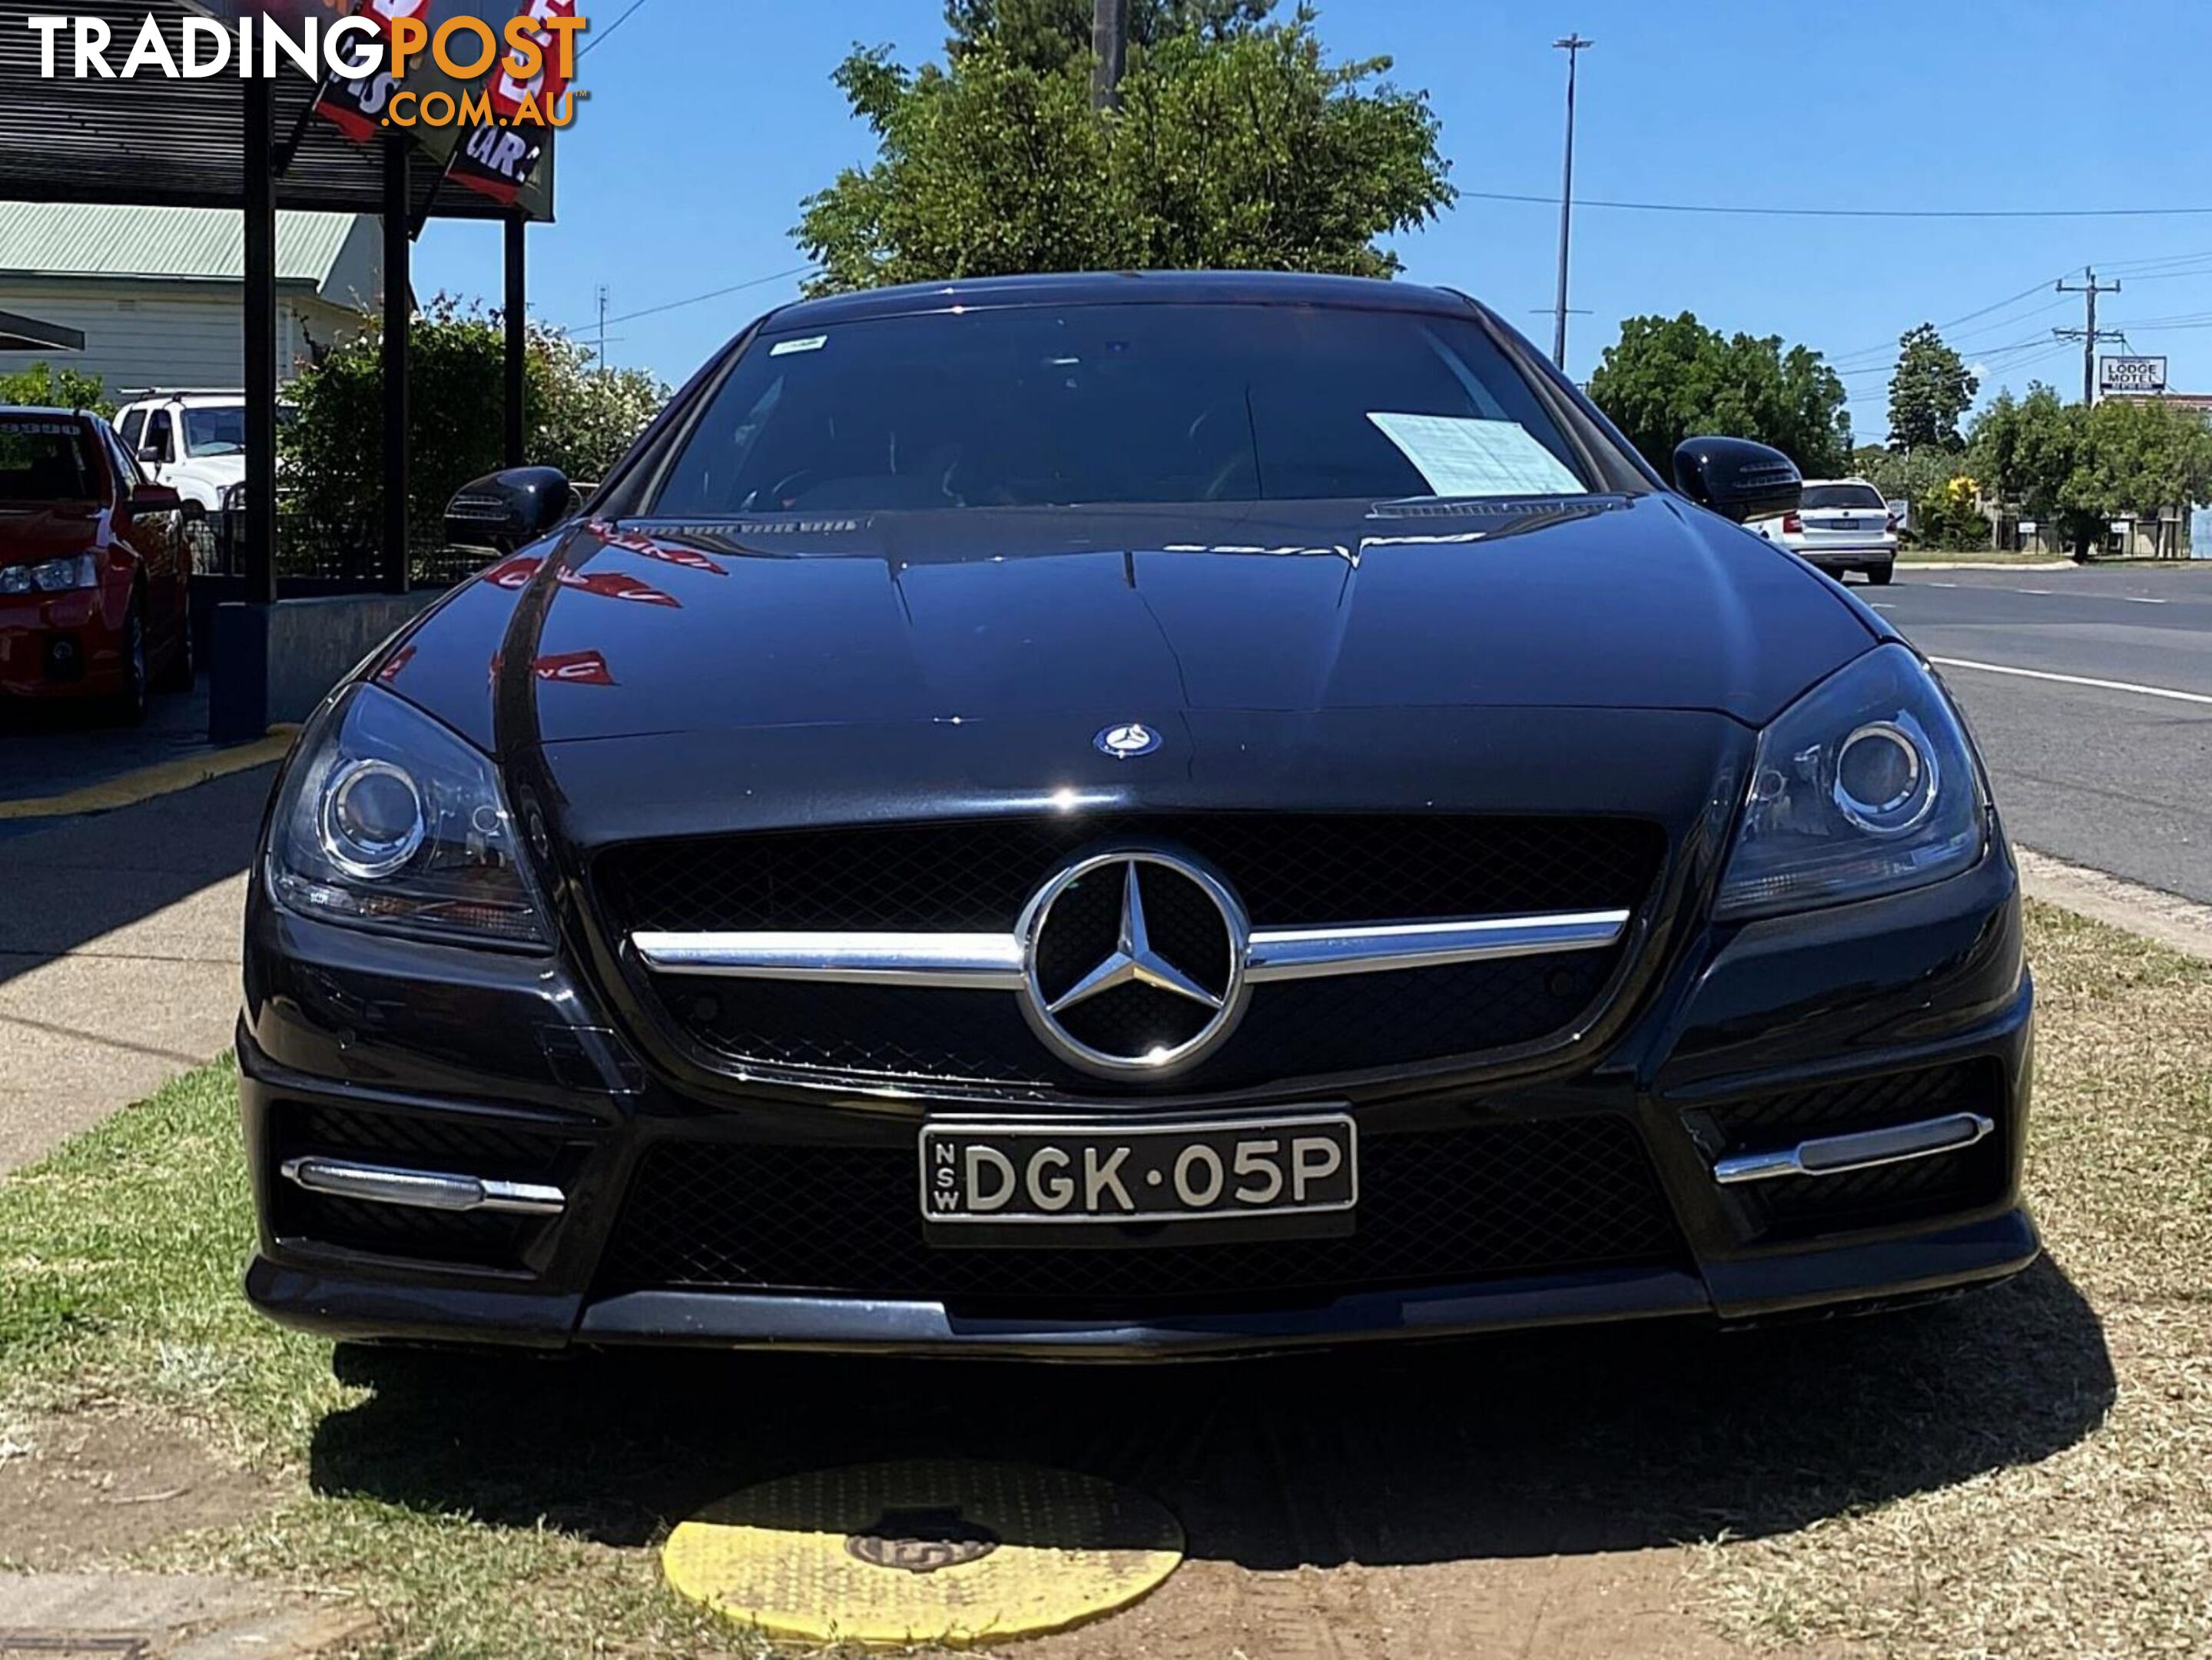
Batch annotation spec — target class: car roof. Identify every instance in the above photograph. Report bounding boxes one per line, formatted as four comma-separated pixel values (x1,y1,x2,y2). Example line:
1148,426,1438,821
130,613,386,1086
118,390,244,406
0,405,93,421
757,269,1478,333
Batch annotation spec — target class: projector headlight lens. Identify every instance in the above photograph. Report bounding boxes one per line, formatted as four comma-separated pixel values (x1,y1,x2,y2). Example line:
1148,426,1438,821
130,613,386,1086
1716,645,1986,921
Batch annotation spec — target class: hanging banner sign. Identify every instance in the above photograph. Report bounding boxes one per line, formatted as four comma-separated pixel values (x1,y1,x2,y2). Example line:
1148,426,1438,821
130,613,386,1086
444,0,580,207
310,0,435,144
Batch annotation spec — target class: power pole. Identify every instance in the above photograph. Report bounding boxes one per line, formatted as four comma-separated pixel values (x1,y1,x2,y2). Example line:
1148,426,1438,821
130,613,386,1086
1551,34,1593,369
2054,267,2124,404
595,283,610,366
1092,0,1129,110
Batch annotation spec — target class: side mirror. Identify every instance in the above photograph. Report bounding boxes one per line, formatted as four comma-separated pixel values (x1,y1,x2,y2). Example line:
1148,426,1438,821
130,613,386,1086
124,483,182,517
1671,437,1802,523
137,441,167,465
443,466,575,553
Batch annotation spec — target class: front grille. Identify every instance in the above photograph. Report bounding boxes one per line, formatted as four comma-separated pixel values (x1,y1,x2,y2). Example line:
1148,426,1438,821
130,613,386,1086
596,1116,1686,1310
596,814,1663,934
267,1104,582,1273
664,949,1614,1092
599,814,1665,1092
1689,1061,2010,1237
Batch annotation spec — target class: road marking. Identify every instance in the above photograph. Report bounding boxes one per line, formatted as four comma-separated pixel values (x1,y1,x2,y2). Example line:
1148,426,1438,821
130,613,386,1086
1931,657,2212,707
1928,581,1958,588
0,729,297,822
1868,602,1895,610
2119,595,2170,605
2015,587,2057,595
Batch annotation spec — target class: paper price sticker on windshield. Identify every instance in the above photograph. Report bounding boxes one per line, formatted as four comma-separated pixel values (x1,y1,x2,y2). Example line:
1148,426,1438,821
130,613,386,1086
1368,413,1582,499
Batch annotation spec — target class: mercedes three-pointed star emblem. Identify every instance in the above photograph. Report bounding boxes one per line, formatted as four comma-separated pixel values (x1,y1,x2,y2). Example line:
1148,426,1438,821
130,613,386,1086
1016,849,1252,1077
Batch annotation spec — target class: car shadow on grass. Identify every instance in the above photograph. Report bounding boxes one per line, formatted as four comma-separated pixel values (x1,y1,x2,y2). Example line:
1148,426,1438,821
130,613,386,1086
307,1253,2111,1569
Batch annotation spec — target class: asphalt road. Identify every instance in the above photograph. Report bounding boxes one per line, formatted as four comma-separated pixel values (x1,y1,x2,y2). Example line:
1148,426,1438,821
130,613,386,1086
1859,563,2212,904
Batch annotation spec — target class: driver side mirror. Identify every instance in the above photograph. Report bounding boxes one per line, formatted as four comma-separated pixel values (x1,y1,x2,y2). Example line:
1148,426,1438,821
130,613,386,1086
444,467,575,553
124,483,182,518
1672,437,1802,524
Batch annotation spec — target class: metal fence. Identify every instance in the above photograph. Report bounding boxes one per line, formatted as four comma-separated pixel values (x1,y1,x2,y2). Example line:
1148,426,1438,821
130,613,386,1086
212,485,492,590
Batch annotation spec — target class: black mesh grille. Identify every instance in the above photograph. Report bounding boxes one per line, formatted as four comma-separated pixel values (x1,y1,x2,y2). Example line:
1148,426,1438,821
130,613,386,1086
596,814,1663,934
601,814,1663,1092
664,948,1614,1092
596,1116,1686,1310
1689,1061,2010,1238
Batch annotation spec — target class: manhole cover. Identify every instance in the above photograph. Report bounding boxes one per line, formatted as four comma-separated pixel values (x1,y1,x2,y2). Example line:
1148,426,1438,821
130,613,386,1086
662,1459,1183,1649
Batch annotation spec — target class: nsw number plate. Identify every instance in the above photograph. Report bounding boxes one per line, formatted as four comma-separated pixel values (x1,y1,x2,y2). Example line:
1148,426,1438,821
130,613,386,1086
920,1112,1357,1225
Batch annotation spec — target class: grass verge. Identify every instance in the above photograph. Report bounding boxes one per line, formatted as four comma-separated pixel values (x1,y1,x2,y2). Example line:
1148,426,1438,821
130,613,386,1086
0,904,2202,1656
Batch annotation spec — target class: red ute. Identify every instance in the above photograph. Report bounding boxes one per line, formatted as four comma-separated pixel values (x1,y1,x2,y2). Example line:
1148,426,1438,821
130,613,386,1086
0,407,193,722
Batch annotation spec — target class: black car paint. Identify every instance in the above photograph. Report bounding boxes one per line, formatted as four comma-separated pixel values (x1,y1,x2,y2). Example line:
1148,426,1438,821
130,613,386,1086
239,271,2036,1354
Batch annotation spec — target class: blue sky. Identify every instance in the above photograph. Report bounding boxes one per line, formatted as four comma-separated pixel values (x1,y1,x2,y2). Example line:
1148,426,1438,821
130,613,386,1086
415,0,2212,443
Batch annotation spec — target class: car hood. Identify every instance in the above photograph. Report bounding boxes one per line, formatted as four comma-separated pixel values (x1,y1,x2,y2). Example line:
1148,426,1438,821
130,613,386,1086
0,506,104,566
380,493,1875,759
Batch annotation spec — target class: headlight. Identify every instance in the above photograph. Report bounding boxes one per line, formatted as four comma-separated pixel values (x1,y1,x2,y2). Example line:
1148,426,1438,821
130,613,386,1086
1714,643,1987,920
267,683,549,948
0,554,99,595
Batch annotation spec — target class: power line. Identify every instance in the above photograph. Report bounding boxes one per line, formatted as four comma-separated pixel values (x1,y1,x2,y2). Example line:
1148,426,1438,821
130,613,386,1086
1463,189,2212,221
561,265,817,333
579,0,654,56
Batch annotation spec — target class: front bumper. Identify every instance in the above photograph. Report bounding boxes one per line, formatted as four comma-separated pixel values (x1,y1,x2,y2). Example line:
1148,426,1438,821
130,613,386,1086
0,589,128,699
239,843,2037,1357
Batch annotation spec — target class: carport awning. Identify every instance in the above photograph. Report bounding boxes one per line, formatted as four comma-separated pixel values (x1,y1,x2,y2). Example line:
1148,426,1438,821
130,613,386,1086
0,309,84,353
0,0,553,221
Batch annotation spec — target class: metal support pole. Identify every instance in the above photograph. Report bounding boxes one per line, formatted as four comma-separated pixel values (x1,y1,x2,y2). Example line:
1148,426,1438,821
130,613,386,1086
1091,0,1128,110
243,77,277,609
1551,34,1592,370
381,132,411,595
504,214,528,469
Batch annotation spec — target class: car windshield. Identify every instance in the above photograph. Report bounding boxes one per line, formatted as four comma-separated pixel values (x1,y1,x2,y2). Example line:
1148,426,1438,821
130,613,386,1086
184,404,246,458
652,302,1595,515
0,418,96,503
1802,483,1886,510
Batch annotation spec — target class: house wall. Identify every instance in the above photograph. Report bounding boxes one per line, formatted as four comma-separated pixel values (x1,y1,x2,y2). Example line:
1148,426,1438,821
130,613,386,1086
0,277,364,398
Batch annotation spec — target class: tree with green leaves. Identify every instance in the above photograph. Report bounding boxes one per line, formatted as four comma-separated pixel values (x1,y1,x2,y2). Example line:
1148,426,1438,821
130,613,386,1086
1967,383,2094,551
1886,322,1978,453
0,361,111,417
943,0,1272,74
794,4,1454,293
1585,313,1852,476
2074,393,2212,556
282,299,668,576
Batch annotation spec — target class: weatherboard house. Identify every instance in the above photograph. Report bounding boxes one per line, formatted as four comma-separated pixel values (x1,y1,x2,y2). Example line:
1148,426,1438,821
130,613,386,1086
0,202,380,395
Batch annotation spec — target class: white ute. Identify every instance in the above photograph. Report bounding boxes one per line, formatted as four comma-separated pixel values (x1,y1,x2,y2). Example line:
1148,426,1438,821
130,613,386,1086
113,390,249,569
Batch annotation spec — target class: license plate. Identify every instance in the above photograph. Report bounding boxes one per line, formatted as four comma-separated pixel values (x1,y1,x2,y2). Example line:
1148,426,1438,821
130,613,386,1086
919,1112,1358,1225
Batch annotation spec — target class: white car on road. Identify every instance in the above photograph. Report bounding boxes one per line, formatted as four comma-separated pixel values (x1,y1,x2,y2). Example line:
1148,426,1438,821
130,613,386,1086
1746,477,1898,586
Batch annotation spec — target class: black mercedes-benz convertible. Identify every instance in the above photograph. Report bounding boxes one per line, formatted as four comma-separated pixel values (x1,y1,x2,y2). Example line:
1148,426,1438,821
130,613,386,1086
239,270,2035,1356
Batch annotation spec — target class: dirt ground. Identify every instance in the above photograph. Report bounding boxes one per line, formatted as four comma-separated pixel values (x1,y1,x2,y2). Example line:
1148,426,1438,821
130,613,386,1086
0,1409,270,1572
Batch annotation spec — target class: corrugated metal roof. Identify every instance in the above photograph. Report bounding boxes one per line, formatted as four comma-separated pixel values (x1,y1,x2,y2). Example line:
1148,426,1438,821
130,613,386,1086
0,203,358,283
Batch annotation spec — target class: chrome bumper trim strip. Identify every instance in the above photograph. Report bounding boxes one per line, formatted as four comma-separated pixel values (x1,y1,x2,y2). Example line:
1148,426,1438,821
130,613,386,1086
631,908,1630,990
1712,1111,1995,1187
631,931,1028,989
1242,909,1630,982
280,1156,568,1217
